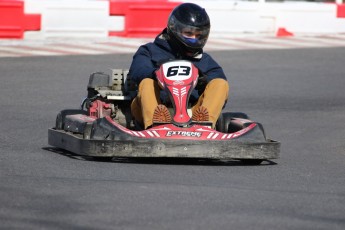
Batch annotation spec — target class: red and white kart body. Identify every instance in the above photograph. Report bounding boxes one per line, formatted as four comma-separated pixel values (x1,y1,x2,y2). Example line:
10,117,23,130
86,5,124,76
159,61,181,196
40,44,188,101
48,60,280,164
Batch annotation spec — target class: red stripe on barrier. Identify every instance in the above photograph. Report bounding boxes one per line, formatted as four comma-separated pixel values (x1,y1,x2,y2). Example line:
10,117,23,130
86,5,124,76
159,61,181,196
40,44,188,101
109,0,128,15
109,0,181,37
0,0,41,39
337,4,345,18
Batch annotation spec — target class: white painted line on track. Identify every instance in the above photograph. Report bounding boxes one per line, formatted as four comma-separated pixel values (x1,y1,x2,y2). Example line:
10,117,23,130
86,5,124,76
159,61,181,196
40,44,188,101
1,35,345,57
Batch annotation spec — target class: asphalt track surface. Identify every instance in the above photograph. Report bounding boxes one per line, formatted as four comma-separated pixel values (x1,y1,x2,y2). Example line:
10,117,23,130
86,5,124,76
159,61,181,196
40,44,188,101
1,47,344,229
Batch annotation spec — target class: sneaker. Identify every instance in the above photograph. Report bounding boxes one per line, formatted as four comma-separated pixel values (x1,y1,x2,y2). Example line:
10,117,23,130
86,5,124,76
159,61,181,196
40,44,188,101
192,106,209,121
153,104,172,123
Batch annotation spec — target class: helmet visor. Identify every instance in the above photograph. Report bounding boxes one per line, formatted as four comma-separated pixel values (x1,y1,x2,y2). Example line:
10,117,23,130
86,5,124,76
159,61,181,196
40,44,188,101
169,16,210,49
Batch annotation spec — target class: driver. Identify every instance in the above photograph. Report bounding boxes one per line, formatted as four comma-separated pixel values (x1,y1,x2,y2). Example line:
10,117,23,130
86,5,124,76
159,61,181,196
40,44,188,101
129,3,229,129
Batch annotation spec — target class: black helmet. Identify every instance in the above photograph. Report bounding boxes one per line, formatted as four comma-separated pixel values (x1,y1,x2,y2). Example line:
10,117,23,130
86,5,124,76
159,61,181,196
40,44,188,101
167,3,210,57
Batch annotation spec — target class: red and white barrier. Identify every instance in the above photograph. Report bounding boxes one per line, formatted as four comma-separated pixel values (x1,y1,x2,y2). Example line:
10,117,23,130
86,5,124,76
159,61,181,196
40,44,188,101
337,3,345,17
24,0,112,39
272,2,345,36
0,0,40,39
0,0,345,39
185,0,345,37
109,0,180,37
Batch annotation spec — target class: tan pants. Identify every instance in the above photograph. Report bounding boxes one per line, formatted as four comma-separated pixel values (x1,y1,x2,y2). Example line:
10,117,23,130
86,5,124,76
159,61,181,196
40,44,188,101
131,78,229,129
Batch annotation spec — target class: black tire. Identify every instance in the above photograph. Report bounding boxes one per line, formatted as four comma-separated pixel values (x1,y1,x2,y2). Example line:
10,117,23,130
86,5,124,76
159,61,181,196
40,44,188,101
216,112,250,133
216,113,233,133
55,112,63,130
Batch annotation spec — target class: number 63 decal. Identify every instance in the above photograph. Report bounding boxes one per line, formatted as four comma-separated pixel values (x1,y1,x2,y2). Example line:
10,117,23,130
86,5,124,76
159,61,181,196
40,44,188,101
167,66,191,77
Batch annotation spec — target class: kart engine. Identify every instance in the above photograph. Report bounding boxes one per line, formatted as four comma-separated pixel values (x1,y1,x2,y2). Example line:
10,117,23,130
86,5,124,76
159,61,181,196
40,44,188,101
88,99,115,119
84,69,137,128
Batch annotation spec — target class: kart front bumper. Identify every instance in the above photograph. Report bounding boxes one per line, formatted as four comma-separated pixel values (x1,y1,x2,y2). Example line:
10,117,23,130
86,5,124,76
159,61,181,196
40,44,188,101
48,128,280,160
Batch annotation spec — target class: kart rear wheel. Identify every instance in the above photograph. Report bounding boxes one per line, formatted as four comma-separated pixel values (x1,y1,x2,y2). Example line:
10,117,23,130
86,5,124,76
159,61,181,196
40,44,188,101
216,113,232,133
216,112,250,133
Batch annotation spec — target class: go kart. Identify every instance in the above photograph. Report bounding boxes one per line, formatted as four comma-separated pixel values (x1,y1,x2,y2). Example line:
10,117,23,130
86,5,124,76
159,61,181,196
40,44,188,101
48,60,280,164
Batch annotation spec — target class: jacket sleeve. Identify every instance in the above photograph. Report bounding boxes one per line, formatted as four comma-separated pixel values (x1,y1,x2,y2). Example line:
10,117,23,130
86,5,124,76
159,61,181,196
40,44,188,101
200,53,227,83
128,45,156,84
193,53,228,95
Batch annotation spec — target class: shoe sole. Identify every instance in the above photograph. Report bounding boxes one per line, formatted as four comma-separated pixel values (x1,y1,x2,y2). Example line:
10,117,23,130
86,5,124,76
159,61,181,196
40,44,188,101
153,104,172,123
192,106,209,121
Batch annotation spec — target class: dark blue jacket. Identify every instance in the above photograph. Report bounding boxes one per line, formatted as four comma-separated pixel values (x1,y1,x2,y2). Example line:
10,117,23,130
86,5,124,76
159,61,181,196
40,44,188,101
128,30,226,104
128,30,227,86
